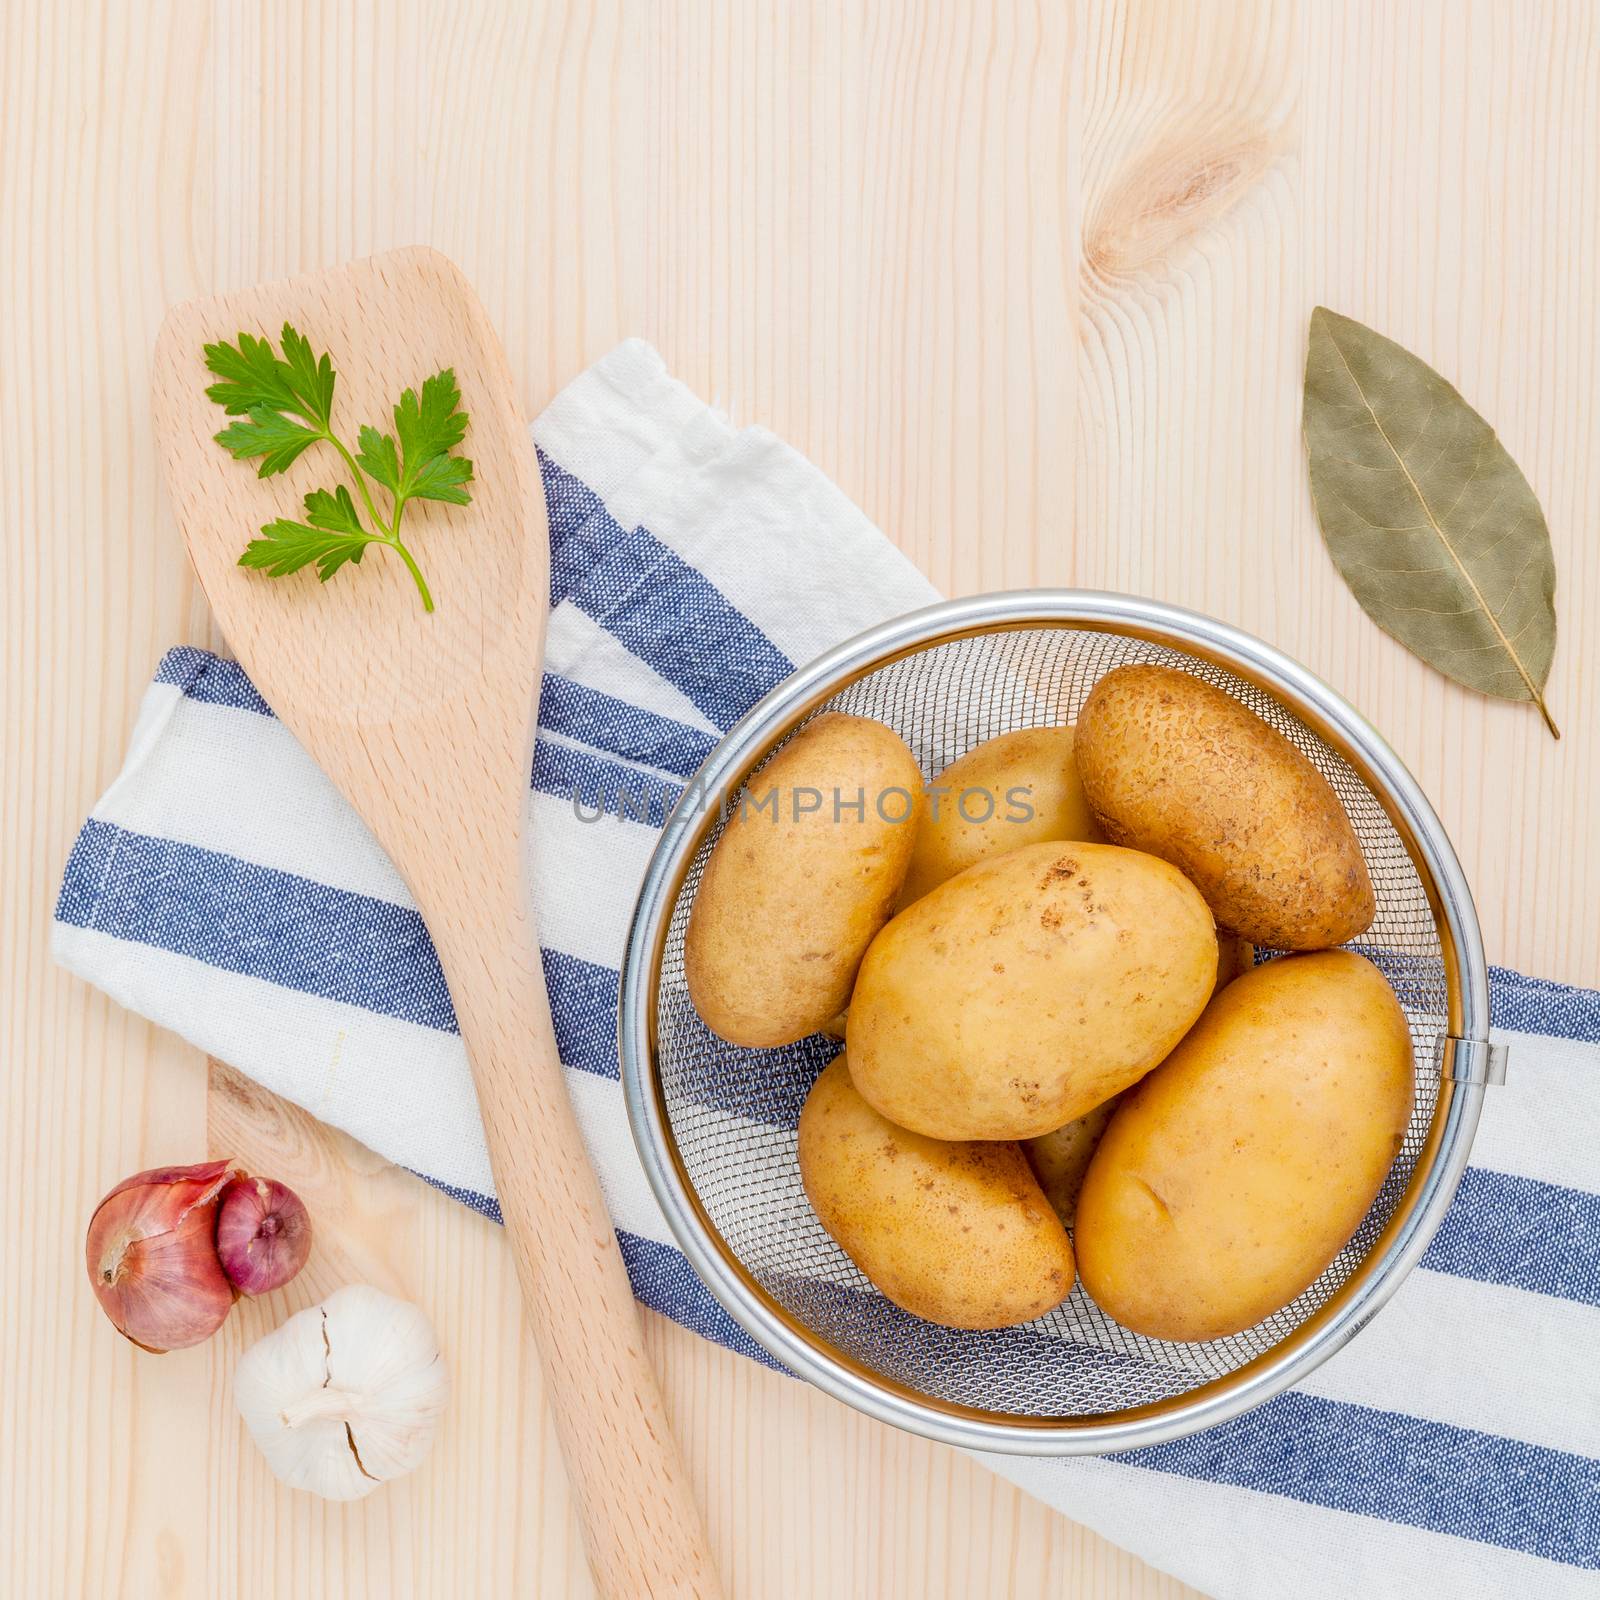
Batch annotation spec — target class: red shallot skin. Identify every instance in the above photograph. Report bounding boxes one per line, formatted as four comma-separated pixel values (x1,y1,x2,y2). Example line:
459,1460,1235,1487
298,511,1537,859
216,1175,312,1296
84,1159,238,1352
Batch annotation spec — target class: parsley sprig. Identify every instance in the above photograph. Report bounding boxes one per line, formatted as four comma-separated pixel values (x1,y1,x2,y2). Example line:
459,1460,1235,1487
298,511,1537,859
202,324,472,612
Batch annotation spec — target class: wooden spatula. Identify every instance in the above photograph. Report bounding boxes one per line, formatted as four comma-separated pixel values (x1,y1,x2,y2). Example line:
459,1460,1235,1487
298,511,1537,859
151,246,721,1600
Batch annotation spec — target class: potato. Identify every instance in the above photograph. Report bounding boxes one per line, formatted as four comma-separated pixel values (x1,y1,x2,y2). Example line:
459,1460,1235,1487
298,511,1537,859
1074,664,1375,950
847,841,1218,1140
686,713,925,1048
798,1058,1074,1329
1075,950,1414,1341
1215,930,1255,990
1024,1099,1120,1228
898,725,1103,906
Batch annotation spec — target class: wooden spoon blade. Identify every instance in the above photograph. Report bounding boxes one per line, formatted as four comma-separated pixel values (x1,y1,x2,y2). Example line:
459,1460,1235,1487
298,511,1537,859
150,246,547,755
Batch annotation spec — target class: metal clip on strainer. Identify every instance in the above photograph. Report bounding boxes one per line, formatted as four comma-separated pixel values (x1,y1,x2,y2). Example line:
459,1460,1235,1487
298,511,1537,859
621,591,1497,1455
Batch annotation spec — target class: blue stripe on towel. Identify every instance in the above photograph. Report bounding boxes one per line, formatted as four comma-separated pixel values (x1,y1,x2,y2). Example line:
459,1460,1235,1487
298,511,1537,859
153,644,712,805
414,1172,783,1372
55,821,621,1084
538,673,717,779
154,646,271,715
149,649,688,831
57,818,459,1031
540,451,794,729
1123,1390,1600,1569
532,739,685,830
1492,964,1600,1045
615,1230,785,1372
1421,1165,1600,1306
541,948,621,1079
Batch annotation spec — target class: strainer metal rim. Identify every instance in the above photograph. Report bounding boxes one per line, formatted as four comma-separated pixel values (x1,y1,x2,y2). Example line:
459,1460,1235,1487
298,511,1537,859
620,589,1490,1456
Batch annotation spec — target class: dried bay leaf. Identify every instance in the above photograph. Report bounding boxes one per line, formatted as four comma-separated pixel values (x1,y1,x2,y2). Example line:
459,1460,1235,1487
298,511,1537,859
1303,307,1559,738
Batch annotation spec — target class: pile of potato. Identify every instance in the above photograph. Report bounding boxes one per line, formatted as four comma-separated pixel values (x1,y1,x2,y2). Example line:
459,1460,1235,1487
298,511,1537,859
685,664,1414,1342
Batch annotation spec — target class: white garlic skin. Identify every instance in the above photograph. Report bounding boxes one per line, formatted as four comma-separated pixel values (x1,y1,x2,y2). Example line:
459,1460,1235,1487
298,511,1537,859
234,1284,449,1501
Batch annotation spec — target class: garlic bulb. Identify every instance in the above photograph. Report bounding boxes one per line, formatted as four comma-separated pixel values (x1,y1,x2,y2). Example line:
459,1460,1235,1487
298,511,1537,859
234,1285,449,1500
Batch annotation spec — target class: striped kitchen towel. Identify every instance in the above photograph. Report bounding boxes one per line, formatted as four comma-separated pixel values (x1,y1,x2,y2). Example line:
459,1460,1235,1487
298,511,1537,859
53,340,1600,1600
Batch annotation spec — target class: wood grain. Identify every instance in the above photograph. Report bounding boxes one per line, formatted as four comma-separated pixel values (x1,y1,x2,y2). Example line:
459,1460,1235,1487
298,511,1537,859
4,1,1596,1596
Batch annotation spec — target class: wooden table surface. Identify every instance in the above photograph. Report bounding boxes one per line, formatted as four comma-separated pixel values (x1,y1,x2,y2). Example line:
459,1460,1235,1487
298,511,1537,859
5,3,1596,1596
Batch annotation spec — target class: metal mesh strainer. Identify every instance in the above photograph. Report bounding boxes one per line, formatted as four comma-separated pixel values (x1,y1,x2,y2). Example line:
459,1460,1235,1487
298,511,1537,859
621,592,1496,1454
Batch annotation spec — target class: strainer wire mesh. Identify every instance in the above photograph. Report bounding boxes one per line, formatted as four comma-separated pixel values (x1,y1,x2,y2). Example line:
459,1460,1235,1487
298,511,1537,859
652,627,1447,1421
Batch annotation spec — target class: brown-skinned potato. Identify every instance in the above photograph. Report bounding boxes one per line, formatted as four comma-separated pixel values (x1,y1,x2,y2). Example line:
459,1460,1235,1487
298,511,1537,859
1022,1100,1121,1229
1074,664,1375,950
847,841,1218,1140
799,1059,1074,1329
1214,930,1255,989
1075,950,1414,1341
686,713,924,1048
897,724,1103,907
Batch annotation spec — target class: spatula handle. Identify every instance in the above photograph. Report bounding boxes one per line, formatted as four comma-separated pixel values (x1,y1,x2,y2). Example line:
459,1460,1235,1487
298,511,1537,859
426,875,722,1600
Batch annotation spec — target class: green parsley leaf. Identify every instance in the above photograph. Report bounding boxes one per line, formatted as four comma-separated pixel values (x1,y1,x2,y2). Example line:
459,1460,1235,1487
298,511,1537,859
238,482,376,581
202,327,472,613
394,368,472,498
354,424,401,493
405,451,474,505
238,518,375,582
203,331,302,416
214,407,322,477
203,323,334,426
302,484,366,535
354,366,474,516
277,323,336,428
